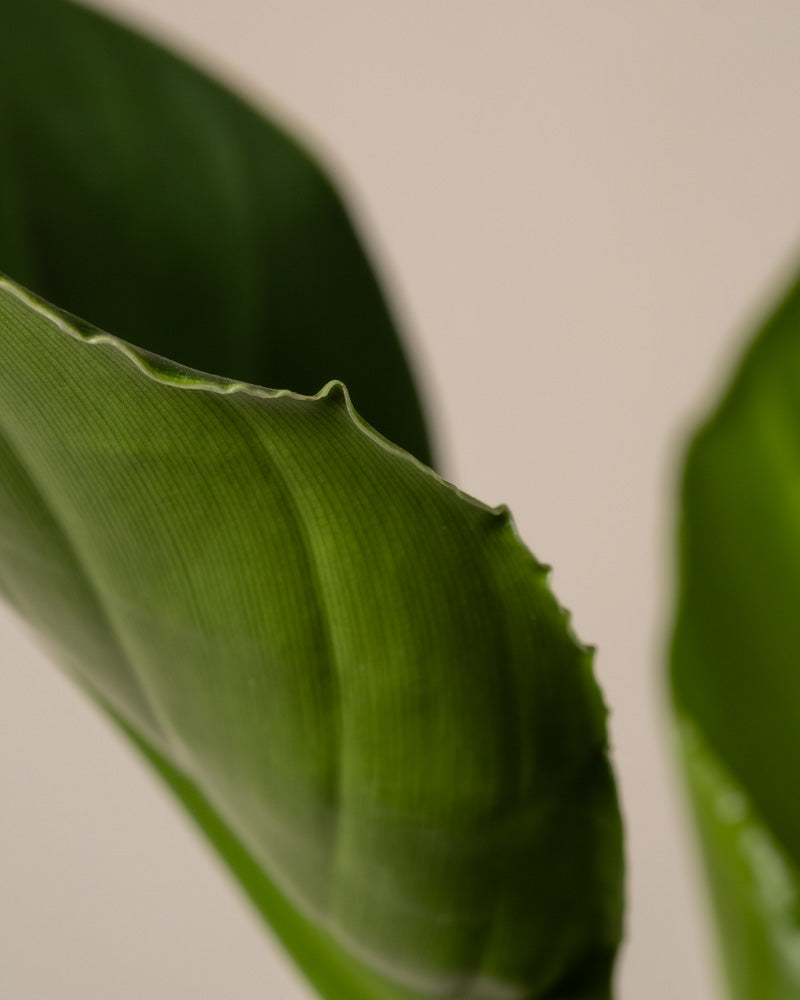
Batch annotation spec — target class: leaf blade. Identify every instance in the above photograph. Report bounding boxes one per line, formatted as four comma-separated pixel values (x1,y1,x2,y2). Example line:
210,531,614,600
671,270,800,996
0,272,623,999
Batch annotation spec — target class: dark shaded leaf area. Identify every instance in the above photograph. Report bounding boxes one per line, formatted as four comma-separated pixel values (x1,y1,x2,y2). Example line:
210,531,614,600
0,0,432,466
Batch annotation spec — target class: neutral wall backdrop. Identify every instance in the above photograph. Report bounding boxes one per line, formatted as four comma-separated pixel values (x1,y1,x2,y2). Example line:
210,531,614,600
3,2,800,998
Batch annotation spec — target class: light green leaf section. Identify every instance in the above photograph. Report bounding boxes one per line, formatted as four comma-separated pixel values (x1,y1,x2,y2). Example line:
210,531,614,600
0,274,623,999
0,0,433,467
672,270,800,997
675,717,800,1000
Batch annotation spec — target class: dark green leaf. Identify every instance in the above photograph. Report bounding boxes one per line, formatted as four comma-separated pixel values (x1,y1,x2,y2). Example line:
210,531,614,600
0,0,432,466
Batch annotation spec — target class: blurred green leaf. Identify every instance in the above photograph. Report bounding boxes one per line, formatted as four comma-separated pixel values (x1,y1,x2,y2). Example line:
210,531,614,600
672,270,800,998
0,0,432,467
0,273,622,998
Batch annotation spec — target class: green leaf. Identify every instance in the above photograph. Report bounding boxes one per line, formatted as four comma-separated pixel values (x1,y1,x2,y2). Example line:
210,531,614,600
0,0,432,468
0,0,623,995
0,270,623,998
671,270,800,997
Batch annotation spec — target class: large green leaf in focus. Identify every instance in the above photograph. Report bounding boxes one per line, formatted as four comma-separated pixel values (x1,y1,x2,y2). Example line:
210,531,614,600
0,0,433,467
0,272,623,999
672,270,800,998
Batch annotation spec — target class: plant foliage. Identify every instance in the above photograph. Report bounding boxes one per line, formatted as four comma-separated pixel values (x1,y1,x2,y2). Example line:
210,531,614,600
0,2,624,998
672,272,800,999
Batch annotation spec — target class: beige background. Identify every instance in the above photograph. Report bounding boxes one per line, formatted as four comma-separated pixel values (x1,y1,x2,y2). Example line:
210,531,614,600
4,1,800,997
